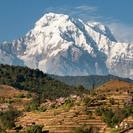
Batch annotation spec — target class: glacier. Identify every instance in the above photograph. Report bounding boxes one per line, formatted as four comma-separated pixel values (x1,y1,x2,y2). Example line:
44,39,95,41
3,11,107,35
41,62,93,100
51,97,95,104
0,13,133,79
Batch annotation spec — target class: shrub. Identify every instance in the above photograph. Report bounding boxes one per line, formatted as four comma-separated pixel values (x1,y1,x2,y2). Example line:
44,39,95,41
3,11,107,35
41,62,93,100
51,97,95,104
76,102,80,106
65,99,74,107
83,97,90,104
109,98,115,105
96,94,105,100
90,91,95,96
50,103,55,109
110,128,122,133
31,103,39,111
25,106,31,112
73,126,94,133
26,93,32,98
17,94,24,98
55,105,60,109
0,107,21,129
26,125,43,133
39,107,47,112
95,106,105,116
0,111,3,116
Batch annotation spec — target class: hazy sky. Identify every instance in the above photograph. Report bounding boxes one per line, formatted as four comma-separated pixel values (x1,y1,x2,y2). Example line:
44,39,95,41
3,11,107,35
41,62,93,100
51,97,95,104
0,0,133,43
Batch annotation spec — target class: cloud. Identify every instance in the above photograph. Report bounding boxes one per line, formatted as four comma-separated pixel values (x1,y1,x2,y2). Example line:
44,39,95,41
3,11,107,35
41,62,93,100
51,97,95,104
44,5,100,22
75,5,98,12
107,22,133,43
44,5,133,43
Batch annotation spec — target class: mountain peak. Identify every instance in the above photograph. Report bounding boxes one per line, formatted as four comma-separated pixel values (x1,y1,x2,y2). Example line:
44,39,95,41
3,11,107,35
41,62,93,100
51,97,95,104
0,13,133,79
87,22,117,42
34,12,70,28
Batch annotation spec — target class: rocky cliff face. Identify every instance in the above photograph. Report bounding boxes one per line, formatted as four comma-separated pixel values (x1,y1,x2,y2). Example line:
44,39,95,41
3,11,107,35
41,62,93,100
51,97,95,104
0,13,133,79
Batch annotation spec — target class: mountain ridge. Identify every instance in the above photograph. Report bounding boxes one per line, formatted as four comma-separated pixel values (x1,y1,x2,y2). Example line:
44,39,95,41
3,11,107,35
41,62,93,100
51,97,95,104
0,13,133,79
48,74,133,89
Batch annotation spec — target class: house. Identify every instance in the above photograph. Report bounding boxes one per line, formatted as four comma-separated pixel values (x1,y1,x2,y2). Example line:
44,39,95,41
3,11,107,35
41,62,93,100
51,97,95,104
0,105,8,111
124,123,129,128
125,96,133,107
56,100,66,106
123,90,130,94
115,125,119,128
82,93,87,98
44,101,56,108
24,122,35,127
56,97,65,102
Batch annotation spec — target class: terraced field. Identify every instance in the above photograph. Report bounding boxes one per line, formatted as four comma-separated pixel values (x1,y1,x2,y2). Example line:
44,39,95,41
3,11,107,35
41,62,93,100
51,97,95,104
14,93,131,133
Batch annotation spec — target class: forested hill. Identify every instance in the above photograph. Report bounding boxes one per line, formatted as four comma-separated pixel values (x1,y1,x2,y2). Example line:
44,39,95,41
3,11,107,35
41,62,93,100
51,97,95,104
0,64,89,100
48,74,133,89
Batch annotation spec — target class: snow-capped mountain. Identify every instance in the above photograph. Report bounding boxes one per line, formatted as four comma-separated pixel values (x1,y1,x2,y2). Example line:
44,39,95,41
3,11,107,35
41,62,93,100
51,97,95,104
0,13,133,79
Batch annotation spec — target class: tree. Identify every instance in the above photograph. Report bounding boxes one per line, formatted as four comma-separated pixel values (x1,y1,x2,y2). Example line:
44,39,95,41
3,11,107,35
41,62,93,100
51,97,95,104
92,83,94,89
0,107,21,129
78,85,85,92
31,103,39,111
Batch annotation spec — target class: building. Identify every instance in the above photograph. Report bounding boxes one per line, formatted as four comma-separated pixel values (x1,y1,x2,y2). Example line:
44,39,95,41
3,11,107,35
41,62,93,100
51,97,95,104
24,122,35,127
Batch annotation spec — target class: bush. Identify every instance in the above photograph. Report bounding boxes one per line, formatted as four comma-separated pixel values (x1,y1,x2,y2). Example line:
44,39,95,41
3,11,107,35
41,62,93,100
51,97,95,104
110,128,122,133
65,99,74,106
31,103,39,111
26,93,32,98
26,125,43,133
55,105,60,109
90,91,95,96
73,126,94,133
25,106,31,112
17,94,24,98
109,98,115,105
95,106,105,116
83,97,90,105
0,111,3,116
76,102,80,106
96,94,105,100
39,107,47,112
0,107,21,129
50,103,55,109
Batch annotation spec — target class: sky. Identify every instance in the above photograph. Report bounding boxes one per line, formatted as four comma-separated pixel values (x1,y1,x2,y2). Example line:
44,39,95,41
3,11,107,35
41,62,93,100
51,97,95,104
0,0,133,43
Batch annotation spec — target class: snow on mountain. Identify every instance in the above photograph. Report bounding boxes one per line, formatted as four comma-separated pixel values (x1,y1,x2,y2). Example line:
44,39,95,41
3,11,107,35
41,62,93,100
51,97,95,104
0,13,133,79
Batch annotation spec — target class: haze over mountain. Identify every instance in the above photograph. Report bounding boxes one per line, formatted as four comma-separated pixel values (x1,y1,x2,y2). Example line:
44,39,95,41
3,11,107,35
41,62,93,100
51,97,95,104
0,13,133,79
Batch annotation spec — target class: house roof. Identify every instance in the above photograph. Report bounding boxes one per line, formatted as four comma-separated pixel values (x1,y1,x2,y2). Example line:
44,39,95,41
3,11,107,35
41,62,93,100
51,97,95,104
1,105,8,108
25,122,35,125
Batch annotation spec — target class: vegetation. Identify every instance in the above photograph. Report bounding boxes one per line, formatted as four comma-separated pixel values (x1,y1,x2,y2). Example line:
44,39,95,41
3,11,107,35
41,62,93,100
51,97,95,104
26,93,32,98
94,105,133,127
0,106,21,129
0,64,89,100
17,93,24,98
109,98,115,105
72,126,96,133
0,64,133,132
49,74,133,89
26,125,43,133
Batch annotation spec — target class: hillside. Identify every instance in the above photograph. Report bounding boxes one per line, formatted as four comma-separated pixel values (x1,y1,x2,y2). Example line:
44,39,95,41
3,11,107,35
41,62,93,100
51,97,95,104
48,74,133,89
0,80,133,133
0,64,89,100
0,85,28,98
96,79,133,92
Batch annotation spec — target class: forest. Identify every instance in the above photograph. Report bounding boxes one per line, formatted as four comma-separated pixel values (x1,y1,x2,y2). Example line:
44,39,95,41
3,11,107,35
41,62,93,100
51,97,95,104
49,74,133,89
0,64,89,100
